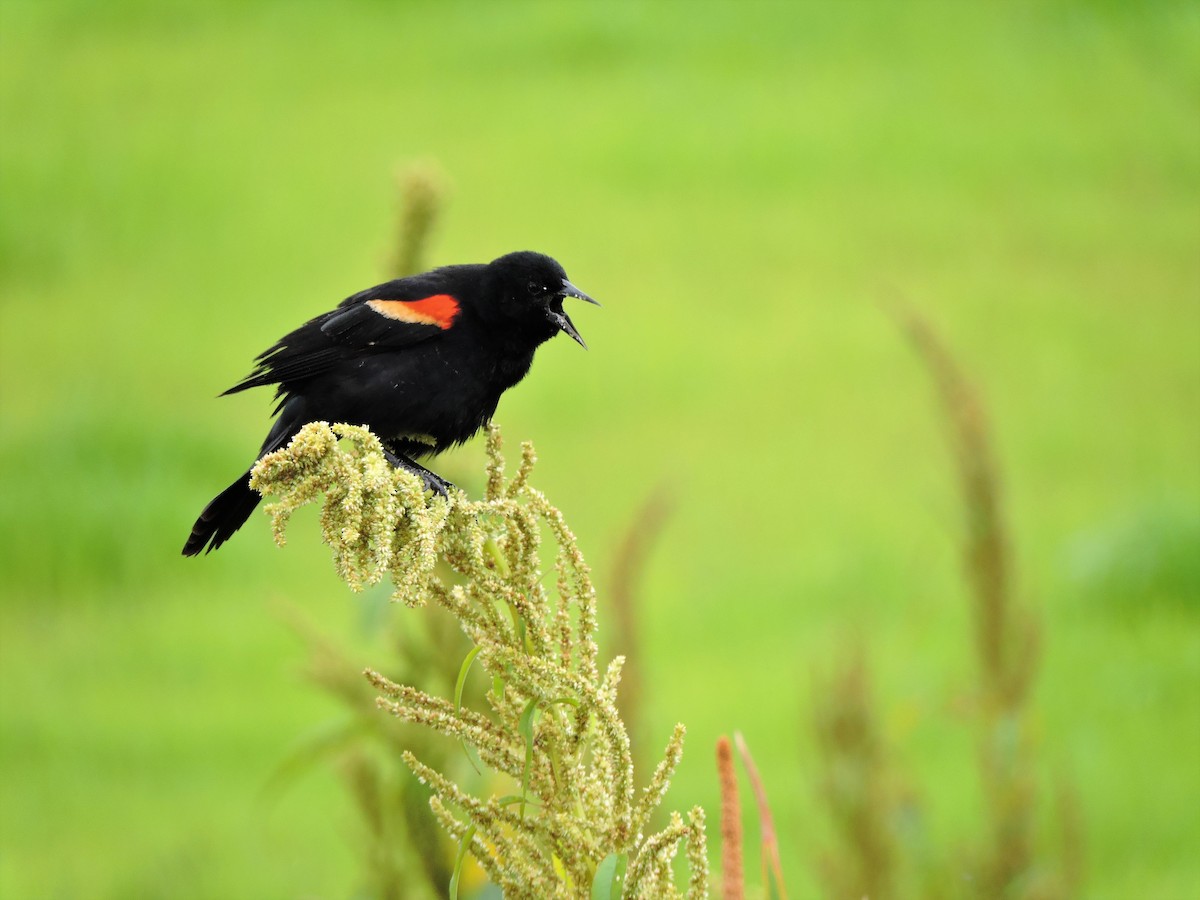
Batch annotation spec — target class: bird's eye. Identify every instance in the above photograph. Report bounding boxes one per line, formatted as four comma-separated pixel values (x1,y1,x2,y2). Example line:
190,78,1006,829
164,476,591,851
527,280,541,296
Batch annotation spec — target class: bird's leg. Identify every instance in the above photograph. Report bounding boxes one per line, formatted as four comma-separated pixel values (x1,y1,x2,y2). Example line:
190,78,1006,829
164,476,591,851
380,442,455,498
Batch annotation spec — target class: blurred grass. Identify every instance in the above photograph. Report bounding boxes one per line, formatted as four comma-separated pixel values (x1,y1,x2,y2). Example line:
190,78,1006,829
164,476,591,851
1,0,1198,897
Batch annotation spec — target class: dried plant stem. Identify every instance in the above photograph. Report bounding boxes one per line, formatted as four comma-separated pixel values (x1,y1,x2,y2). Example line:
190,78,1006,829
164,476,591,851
894,303,1074,898
390,162,445,278
734,733,787,900
812,649,894,900
609,487,674,767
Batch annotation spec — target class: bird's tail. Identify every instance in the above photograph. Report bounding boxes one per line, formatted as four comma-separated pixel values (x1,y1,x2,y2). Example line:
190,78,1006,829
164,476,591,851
181,470,260,556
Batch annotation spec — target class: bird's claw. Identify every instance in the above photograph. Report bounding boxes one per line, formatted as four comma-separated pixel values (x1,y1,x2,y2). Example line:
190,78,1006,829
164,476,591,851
422,472,454,499
380,446,453,499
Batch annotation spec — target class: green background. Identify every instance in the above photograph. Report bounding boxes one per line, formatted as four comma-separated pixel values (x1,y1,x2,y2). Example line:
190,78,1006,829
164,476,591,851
2,1,1197,897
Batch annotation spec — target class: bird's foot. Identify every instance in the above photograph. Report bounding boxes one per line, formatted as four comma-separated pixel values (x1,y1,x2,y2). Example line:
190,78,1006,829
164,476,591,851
382,447,455,500
419,469,454,499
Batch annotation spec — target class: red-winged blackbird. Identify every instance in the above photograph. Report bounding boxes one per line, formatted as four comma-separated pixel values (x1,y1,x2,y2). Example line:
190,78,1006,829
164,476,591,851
182,251,597,556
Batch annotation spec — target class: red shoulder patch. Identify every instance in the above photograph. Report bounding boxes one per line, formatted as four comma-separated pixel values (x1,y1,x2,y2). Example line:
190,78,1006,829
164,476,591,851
366,294,460,329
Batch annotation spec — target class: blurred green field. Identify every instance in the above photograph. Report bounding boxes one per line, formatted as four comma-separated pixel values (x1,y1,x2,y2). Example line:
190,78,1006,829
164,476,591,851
2,1,1198,897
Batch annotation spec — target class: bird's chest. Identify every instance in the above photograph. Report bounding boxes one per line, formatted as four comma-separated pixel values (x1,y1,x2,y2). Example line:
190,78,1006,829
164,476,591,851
379,344,535,441
448,347,534,416
488,347,537,393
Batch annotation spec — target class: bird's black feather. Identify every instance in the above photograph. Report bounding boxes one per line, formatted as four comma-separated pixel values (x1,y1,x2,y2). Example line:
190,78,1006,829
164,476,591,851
184,250,594,556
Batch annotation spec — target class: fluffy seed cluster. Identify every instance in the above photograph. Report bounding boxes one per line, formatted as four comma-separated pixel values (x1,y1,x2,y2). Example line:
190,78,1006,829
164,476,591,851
251,422,707,898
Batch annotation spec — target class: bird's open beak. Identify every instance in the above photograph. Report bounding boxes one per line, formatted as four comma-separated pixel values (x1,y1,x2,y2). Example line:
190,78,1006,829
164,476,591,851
549,279,600,349
561,279,600,307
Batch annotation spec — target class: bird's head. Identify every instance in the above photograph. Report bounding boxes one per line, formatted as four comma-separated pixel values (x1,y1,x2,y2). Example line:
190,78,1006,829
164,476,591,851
484,251,599,349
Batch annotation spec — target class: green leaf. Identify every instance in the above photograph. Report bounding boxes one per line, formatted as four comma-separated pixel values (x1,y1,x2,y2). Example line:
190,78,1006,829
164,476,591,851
518,698,540,820
495,793,540,809
449,824,477,900
590,853,627,900
552,852,573,891
483,535,511,577
765,862,785,900
454,645,482,712
455,645,484,774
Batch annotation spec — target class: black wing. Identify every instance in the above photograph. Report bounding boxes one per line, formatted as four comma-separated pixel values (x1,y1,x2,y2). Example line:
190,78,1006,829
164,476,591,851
221,278,464,396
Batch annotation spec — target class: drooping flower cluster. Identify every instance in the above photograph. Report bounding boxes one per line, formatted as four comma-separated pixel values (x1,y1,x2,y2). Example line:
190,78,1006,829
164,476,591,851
251,422,707,898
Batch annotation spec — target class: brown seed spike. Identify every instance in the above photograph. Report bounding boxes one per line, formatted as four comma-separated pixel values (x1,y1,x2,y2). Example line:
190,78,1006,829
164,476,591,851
716,736,744,900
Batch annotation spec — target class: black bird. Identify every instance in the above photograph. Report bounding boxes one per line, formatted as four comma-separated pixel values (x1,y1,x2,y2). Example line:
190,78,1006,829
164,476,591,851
182,251,597,556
